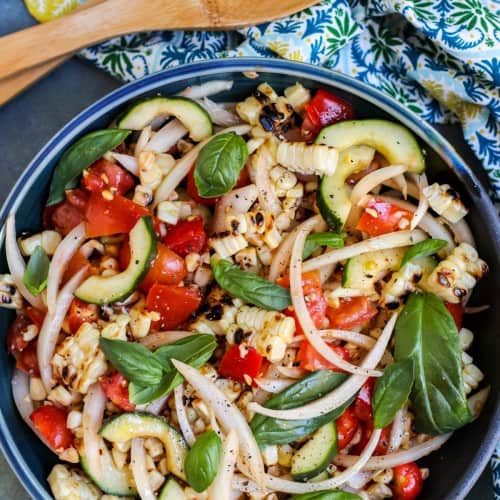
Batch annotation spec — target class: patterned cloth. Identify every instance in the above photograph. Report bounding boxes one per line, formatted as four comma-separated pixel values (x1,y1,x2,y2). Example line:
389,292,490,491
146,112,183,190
25,0,500,496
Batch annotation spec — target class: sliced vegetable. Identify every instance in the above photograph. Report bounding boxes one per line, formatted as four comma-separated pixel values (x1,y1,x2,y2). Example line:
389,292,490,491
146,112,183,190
163,216,207,257
336,407,359,450
218,345,263,384
185,430,222,492
357,198,413,237
81,159,135,195
326,297,378,330
297,341,350,372
75,216,157,304
23,246,50,295
30,405,73,450
302,232,346,260
392,462,423,500
158,478,187,500
100,373,135,412
400,239,447,268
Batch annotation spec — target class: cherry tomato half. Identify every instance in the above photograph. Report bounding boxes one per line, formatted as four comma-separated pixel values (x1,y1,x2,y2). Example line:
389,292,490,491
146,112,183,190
326,297,378,330
67,298,99,334
30,405,73,450
100,373,135,411
336,407,360,450
297,340,350,372
393,462,424,500
163,217,207,258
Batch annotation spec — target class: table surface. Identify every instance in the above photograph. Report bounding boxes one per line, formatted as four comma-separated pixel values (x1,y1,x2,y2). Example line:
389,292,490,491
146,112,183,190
0,1,495,498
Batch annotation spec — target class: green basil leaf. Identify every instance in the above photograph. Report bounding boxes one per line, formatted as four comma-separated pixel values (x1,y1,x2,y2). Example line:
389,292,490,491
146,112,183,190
23,246,50,295
47,129,131,205
373,359,414,429
303,232,347,260
394,292,472,434
128,376,173,406
185,431,222,492
194,132,248,197
400,239,447,268
250,371,354,446
211,259,291,311
99,338,165,387
291,492,362,500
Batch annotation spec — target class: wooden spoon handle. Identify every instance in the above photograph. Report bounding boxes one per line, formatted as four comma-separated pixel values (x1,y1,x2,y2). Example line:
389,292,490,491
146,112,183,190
0,0,209,80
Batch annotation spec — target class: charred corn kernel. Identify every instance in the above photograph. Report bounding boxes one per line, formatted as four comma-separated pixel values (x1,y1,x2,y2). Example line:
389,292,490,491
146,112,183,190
462,351,473,365
225,213,248,235
29,377,47,401
271,166,298,192
263,227,282,250
365,483,392,499
58,447,79,464
275,213,292,232
81,239,105,256
48,385,74,407
261,445,278,466
99,256,119,272
277,142,338,176
0,275,22,309
372,468,393,484
256,245,273,266
52,323,107,394
192,418,206,434
193,266,213,287
157,201,180,225
236,96,262,124
101,315,129,341
48,464,101,499
247,137,265,155
114,440,131,453
235,247,259,272
66,411,82,430
422,243,488,303
209,234,248,259
286,183,304,199
20,231,62,256
176,201,193,220
129,306,152,339
133,185,153,207
18,233,42,256
155,153,175,175
41,230,63,255
245,232,264,247
278,444,294,467
423,183,468,223
459,328,474,351
270,166,287,183
158,458,168,476
185,253,201,273
245,210,268,234
177,139,194,154
138,151,162,189
258,83,279,102
463,364,484,394
149,470,165,492
192,399,211,422
111,448,127,470
256,333,289,363
22,324,39,342
284,83,311,113
215,378,242,402
381,262,423,306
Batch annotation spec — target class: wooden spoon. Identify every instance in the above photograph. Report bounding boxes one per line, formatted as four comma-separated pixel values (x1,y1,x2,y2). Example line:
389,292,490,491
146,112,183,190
0,0,319,82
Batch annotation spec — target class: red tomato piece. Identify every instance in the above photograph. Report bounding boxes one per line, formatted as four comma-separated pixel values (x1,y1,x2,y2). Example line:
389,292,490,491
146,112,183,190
120,241,186,291
47,188,89,236
163,217,207,257
146,283,202,330
354,378,375,423
326,297,378,330
81,159,135,195
85,192,150,237
30,405,73,450
24,306,45,328
393,462,424,500
297,340,350,372
67,298,99,334
301,89,355,140
100,373,135,411
356,198,413,237
6,314,32,354
352,422,391,456
16,342,40,377
336,407,360,450
218,345,264,384
444,301,464,330
62,250,97,285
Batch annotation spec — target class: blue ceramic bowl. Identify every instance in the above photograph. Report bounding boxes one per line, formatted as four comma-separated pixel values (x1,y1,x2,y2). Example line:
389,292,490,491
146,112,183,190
0,58,499,499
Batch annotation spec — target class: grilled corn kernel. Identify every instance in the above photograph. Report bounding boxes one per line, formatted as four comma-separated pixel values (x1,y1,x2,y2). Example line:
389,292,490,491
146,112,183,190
133,185,153,207
48,464,101,499
29,377,47,401
41,230,63,255
22,324,39,342
185,252,202,273
101,315,129,341
66,411,82,430
235,247,259,272
261,445,279,466
144,437,164,458
111,448,127,470
138,151,162,190
459,328,474,351
284,83,311,113
256,245,273,266
149,470,165,492
423,183,468,223
0,275,22,309
277,142,338,176
48,385,74,407
157,201,180,225
209,234,248,259
263,227,282,250
155,153,175,175
193,266,213,287
129,306,152,339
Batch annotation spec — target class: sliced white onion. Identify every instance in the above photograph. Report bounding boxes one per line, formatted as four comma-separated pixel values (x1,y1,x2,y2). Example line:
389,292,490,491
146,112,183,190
351,165,408,206
135,125,152,157
290,216,380,377
139,331,193,350
212,184,258,233
319,329,376,350
327,287,369,299
209,407,223,437
393,173,408,199
346,471,372,490
196,98,241,127
302,230,426,272
334,433,451,470
46,222,86,314
153,124,250,207
178,80,234,99
131,438,156,500
318,247,338,284
232,474,268,495
83,383,107,482
38,267,87,391
145,119,188,154
388,408,406,453
174,384,196,446
275,366,306,379
111,152,139,176
409,173,429,230
255,147,281,214
450,218,475,246
254,377,295,393
210,430,239,500
5,214,45,310
249,313,397,421
141,393,170,416
171,359,265,486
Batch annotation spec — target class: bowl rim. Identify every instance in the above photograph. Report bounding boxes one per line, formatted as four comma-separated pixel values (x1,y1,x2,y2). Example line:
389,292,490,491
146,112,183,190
0,57,498,499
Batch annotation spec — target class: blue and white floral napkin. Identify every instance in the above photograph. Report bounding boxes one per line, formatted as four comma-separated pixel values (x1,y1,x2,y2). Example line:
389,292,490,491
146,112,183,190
26,0,500,495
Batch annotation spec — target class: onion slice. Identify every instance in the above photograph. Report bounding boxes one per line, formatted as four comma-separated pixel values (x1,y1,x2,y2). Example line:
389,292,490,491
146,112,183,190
171,359,265,486
153,124,250,207
254,378,295,393
5,214,45,310
255,147,281,214
249,313,397,421
110,153,139,176
388,408,406,453
276,366,306,379
179,80,234,99
46,222,86,314
302,230,426,272
139,331,193,350
38,267,87,391
210,430,239,500
135,125,152,157
174,384,196,446
212,184,258,233
290,216,380,377
409,173,429,230
145,119,188,154
196,98,241,127
450,218,475,246
319,329,376,350
131,438,156,500
351,165,407,206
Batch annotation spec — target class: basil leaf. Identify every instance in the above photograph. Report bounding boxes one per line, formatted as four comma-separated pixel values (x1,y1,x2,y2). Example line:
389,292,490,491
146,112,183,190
251,371,354,446
291,492,362,500
212,259,291,311
99,338,165,387
47,129,131,205
400,239,447,268
128,376,173,406
194,132,248,197
373,359,414,429
23,246,50,295
394,292,472,434
185,431,221,492
303,232,347,259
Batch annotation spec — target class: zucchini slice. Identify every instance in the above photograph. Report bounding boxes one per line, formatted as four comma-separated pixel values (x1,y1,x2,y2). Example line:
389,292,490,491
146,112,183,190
317,145,375,231
75,216,157,305
117,96,212,141
158,477,187,499
99,412,188,480
316,119,426,173
291,421,337,481
80,443,136,497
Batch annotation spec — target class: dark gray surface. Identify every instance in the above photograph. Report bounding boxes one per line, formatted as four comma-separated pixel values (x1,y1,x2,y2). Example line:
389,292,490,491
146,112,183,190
0,1,494,499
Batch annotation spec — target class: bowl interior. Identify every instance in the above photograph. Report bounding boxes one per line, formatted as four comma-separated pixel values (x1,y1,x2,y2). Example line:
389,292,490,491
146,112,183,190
0,59,498,500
